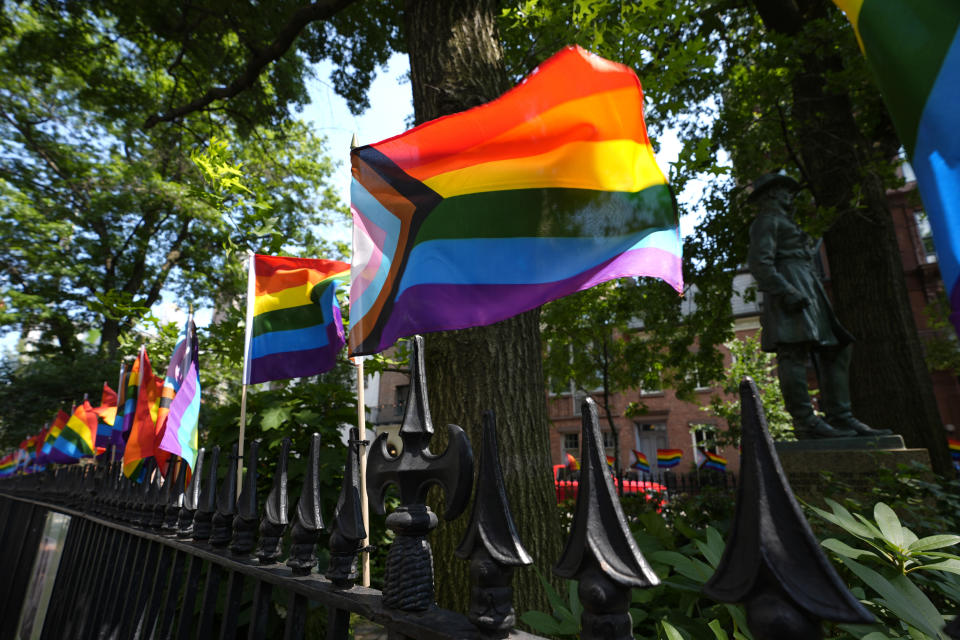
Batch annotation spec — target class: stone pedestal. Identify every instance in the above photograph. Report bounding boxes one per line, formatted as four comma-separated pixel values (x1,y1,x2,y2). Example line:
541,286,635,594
774,436,933,505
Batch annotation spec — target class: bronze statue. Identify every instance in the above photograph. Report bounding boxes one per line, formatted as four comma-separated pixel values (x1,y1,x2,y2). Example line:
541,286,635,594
746,173,891,439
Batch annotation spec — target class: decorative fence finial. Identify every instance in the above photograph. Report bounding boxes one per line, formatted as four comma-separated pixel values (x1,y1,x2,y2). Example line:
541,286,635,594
178,448,204,537
231,439,260,555
326,427,367,588
287,433,325,576
366,335,475,611
455,411,532,635
555,397,659,640
703,377,875,639
193,445,220,541
256,438,290,564
211,443,239,547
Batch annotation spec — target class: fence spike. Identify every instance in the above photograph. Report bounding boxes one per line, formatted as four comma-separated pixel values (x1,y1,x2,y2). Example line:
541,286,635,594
366,335,475,611
555,397,659,640
151,458,175,529
231,439,260,555
455,411,532,635
178,448,204,537
256,438,290,564
211,443,239,547
287,433,325,575
326,427,366,588
192,445,220,541
703,377,875,638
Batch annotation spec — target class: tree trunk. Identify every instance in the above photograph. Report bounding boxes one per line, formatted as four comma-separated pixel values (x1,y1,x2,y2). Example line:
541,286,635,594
756,0,950,474
404,0,564,616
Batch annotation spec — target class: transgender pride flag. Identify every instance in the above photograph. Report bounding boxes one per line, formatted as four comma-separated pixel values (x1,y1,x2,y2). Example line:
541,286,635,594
158,317,201,471
349,46,681,355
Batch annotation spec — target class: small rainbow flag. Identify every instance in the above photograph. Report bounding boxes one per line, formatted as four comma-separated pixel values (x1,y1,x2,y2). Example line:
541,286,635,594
657,448,682,468
605,455,616,470
700,449,727,472
948,438,960,461
632,450,650,474
244,254,350,384
48,401,99,464
566,452,580,470
37,410,69,463
348,45,681,355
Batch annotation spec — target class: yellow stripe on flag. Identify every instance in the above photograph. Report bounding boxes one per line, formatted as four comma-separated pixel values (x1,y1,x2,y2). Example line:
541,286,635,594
253,282,315,316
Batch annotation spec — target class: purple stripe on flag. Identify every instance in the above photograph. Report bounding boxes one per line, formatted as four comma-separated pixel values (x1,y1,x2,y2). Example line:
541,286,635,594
374,247,682,353
159,361,199,458
247,316,345,384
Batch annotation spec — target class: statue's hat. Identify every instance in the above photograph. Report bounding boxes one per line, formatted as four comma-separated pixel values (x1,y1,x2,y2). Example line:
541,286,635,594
747,173,800,203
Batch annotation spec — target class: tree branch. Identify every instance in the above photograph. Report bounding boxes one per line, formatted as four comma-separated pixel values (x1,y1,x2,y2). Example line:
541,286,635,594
142,0,361,129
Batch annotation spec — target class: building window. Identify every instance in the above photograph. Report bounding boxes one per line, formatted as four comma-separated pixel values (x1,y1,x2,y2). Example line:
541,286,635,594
563,433,579,452
690,423,719,465
914,210,938,263
394,384,409,416
639,369,663,396
633,422,668,474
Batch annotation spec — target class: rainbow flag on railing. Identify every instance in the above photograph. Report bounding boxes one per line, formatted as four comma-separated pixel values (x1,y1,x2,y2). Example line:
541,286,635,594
348,45,682,355
657,448,682,468
38,410,69,463
948,438,960,462
833,0,960,336
699,449,727,472
566,452,580,470
48,401,98,464
632,450,650,474
243,254,350,384
158,317,201,472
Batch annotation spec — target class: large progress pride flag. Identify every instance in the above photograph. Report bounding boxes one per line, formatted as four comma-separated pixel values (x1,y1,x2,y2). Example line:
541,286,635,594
834,0,960,334
349,45,682,355
243,254,350,384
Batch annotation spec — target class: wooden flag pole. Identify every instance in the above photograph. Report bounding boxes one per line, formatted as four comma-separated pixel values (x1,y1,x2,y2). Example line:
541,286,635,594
238,251,256,494
355,357,371,587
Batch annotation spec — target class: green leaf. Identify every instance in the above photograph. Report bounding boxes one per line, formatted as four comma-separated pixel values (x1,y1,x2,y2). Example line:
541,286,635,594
841,557,944,638
810,499,875,539
874,502,904,547
650,550,714,582
260,405,291,431
661,619,685,640
724,605,753,640
909,535,960,553
707,619,729,640
568,579,583,620
822,537,877,560
914,559,960,576
519,611,565,635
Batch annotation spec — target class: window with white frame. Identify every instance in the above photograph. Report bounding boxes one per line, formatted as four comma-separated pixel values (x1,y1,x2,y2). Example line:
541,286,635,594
914,210,938,264
690,423,719,466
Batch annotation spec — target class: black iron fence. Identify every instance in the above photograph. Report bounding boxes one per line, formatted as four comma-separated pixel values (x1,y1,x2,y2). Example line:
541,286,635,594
0,339,930,639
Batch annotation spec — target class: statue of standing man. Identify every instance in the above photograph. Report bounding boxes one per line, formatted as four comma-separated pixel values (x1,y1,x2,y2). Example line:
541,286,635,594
746,173,891,439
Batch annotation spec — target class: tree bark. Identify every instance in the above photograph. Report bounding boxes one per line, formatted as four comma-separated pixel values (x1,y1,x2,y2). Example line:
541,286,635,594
755,0,950,473
404,0,564,616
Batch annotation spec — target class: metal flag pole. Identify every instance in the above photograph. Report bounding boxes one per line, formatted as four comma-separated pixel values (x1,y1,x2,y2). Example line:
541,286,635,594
349,132,371,587
238,251,256,494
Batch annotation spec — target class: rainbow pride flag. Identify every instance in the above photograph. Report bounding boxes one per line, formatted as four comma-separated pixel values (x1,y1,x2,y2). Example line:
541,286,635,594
833,1,960,335
123,347,163,478
92,382,118,451
0,452,16,477
38,410,70,463
657,448,682,468
948,437,960,461
349,45,682,355
118,358,141,450
632,450,650,474
605,455,616,470
48,401,98,464
243,254,350,384
700,449,727,472
565,452,580,470
158,317,201,471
